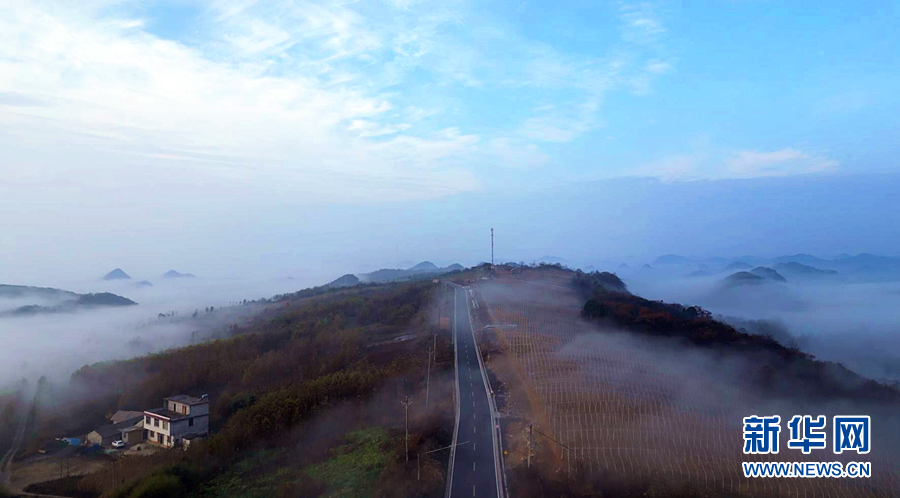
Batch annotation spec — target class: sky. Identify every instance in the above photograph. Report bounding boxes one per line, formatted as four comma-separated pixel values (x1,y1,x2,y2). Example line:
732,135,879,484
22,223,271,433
1,0,899,283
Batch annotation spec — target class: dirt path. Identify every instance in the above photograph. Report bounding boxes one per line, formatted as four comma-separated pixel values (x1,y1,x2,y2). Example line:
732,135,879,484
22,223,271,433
8,451,108,497
0,406,28,488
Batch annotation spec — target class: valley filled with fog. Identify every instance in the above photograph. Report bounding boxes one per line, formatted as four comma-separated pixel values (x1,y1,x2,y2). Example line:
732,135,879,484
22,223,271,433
619,266,900,384
0,275,316,387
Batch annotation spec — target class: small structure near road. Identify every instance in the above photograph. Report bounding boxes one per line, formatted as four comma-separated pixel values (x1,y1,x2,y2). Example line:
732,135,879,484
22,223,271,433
87,416,143,448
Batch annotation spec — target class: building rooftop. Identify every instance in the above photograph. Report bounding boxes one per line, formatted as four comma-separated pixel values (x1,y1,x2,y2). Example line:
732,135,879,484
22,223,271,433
165,394,208,406
92,416,143,438
110,410,144,424
145,407,191,421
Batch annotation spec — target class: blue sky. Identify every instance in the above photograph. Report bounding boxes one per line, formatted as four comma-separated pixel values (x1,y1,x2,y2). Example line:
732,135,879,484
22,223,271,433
1,1,899,279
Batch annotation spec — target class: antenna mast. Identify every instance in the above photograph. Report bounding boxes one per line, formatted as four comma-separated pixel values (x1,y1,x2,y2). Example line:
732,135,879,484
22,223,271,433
491,228,494,269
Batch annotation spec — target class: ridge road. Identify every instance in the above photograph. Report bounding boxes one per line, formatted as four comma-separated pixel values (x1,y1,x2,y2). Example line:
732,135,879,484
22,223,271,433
447,284,502,498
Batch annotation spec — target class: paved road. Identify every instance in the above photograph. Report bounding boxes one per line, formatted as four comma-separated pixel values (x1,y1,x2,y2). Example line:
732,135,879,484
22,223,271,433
448,285,501,498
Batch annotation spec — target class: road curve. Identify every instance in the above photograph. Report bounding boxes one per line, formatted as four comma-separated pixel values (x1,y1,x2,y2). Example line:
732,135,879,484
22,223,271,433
447,285,501,498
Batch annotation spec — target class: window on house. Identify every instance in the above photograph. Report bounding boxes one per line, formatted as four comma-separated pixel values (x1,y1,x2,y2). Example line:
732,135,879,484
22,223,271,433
154,418,159,427
189,418,194,427
145,415,150,424
163,421,168,430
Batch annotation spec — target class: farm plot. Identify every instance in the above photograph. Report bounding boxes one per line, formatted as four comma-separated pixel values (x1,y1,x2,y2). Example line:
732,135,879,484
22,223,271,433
479,277,900,497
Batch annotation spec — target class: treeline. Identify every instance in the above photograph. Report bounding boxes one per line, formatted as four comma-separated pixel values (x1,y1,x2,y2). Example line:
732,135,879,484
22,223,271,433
575,273,900,404
572,269,629,296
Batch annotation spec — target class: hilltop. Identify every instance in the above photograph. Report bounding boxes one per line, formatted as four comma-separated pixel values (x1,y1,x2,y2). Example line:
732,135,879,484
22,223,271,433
359,261,463,283
774,261,839,279
0,284,137,316
407,261,438,271
327,273,360,288
0,284,77,301
102,268,131,280
163,269,196,278
749,266,787,282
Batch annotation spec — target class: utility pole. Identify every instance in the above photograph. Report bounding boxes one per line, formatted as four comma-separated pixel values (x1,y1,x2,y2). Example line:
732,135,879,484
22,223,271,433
401,396,412,463
425,347,433,409
491,228,494,269
528,424,533,468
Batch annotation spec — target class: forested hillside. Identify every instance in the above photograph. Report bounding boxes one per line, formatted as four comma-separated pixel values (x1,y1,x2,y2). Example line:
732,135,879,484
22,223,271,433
20,280,456,498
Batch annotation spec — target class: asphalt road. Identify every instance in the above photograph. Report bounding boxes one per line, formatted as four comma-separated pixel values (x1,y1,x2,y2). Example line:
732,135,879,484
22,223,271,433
448,285,500,498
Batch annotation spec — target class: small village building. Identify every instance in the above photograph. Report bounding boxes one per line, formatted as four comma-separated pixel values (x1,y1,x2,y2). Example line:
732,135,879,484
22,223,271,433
110,410,144,424
87,416,144,447
143,394,210,448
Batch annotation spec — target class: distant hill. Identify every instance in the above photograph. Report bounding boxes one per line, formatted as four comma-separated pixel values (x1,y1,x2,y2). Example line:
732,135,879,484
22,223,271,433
723,267,786,286
163,270,196,279
75,293,137,307
653,254,693,265
136,280,154,288
103,268,131,280
724,261,752,271
359,262,465,283
750,266,787,282
536,256,567,265
772,253,829,266
0,285,137,317
724,271,766,285
829,253,900,280
327,274,360,288
774,262,838,279
0,284,77,301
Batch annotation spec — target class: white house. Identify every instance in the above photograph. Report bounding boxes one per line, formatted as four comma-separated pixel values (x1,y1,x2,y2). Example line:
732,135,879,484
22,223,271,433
143,394,210,448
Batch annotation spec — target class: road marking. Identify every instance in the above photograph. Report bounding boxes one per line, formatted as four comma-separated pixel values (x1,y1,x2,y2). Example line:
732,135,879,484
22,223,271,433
473,485,476,496
473,426,476,434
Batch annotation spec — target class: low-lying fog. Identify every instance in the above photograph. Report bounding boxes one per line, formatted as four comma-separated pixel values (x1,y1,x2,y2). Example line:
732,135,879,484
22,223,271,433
0,275,319,388
618,267,900,383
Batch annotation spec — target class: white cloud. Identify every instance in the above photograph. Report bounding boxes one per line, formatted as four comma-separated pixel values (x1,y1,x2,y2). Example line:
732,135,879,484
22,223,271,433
0,1,483,201
618,2,666,46
645,59,672,74
726,148,839,178
631,147,840,180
